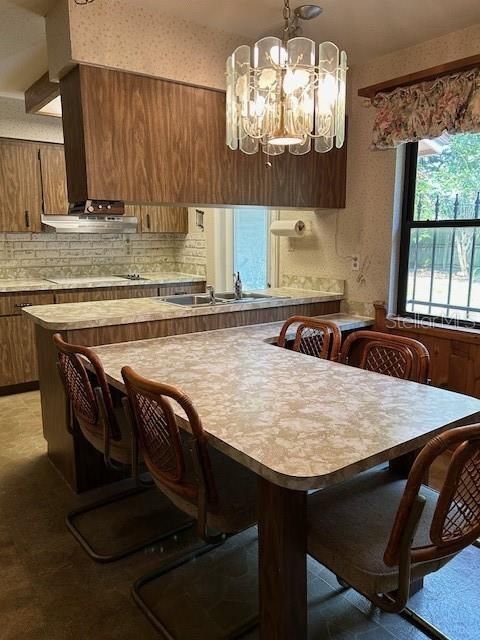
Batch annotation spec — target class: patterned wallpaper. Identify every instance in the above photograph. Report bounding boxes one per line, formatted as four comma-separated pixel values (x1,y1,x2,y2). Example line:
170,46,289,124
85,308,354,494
0,96,63,143
43,2,480,314
279,22,480,316
46,0,247,90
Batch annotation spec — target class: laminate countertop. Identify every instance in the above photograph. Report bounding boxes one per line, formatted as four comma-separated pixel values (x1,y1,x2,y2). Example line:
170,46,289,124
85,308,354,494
0,272,206,293
23,288,344,331
91,322,480,489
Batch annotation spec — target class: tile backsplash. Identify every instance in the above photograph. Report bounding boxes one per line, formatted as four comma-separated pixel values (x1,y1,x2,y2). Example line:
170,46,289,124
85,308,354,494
0,231,206,279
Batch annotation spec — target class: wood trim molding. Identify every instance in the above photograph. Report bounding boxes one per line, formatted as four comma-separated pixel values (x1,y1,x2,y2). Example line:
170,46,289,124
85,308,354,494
25,72,60,115
358,54,480,99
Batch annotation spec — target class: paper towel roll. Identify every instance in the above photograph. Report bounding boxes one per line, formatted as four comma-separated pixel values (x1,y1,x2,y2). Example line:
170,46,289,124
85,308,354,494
270,220,306,237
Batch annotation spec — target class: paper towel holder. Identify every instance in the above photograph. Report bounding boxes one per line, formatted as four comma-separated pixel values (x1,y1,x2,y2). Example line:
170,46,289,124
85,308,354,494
270,219,311,252
270,219,307,237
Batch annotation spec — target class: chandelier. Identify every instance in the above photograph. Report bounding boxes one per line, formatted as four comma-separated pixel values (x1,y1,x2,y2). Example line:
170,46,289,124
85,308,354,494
226,1,347,156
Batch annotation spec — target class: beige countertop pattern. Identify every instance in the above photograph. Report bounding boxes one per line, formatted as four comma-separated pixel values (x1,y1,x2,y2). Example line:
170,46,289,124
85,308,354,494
0,272,206,293
91,323,480,490
22,288,343,330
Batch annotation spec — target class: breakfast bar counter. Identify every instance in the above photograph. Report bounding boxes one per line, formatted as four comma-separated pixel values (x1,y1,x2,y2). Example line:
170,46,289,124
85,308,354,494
24,288,345,491
23,287,343,330
92,322,480,490
90,324,480,640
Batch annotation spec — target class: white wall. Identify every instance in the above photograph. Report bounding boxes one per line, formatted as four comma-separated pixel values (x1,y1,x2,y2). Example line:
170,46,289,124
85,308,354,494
0,96,63,143
279,22,480,316
47,0,247,90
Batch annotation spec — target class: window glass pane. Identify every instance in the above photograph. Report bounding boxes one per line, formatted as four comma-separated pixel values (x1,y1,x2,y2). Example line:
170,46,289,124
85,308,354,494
404,131,480,325
406,226,479,322
415,133,480,221
233,209,269,290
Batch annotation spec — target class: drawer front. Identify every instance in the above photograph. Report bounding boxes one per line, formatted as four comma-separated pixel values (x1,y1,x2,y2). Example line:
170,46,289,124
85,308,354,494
55,286,159,304
0,292,55,316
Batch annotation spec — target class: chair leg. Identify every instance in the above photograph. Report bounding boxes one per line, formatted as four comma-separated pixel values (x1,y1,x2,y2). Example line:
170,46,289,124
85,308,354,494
66,485,193,563
400,606,452,640
132,543,219,638
473,539,480,549
340,583,452,640
132,540,258,639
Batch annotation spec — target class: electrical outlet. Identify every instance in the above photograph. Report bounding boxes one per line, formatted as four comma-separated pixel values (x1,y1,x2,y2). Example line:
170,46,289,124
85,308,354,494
351,255,360,271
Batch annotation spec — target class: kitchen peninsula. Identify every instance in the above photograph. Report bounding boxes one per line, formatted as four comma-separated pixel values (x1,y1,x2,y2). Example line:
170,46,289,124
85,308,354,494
24,287,349,491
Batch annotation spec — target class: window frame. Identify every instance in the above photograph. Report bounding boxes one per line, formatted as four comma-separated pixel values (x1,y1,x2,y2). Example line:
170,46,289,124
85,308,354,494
397,140,480,329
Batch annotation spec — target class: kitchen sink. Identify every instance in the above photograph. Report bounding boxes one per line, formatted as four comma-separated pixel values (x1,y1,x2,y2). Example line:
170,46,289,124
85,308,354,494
215,292,278,302
161,291,290,307
162,295,223,307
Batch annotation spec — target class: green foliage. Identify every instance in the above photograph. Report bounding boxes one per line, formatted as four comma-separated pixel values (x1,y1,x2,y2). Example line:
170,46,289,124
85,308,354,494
412,133,480,272
416,132,480,202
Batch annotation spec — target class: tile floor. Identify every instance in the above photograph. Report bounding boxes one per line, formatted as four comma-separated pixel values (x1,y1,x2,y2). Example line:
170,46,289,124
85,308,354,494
0,391,478,640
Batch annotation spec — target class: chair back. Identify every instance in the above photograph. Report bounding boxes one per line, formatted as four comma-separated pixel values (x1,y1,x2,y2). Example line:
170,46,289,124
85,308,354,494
340,330,430,383
384,423,480,567
278,316,342,361
53,333,119,440
121,366,217,505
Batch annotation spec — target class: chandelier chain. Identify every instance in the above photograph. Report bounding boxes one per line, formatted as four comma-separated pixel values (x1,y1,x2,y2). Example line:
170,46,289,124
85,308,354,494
283,0,291,40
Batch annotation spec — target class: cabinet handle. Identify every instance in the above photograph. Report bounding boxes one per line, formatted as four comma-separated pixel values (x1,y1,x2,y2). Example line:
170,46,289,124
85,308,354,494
146,213,151,230
25,210,30,228
15,303,33,308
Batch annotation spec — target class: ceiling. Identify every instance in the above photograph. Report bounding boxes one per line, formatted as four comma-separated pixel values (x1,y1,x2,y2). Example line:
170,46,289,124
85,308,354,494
0,0,57,98
145,0,480,63
1,0,480,98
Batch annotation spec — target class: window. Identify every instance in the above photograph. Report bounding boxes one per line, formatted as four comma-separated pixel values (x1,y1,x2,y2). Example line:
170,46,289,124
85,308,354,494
398,133,480,327
208,208,277,292
233,208,270,290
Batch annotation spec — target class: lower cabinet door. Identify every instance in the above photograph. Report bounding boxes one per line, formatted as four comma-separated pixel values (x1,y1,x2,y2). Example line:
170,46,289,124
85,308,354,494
0,315,38,386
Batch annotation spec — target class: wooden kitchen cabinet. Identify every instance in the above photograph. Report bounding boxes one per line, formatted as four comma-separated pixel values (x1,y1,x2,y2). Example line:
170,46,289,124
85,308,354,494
124,204,142,218
0,139,42,232
54,286,159,304
0,292,54,316
140,205,188,233
158,282,205,296
61,65,347,208
39,145,69,214
0,315,39,386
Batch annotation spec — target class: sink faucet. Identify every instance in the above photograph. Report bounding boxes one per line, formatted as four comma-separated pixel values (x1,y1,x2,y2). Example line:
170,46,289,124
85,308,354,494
233,272,243,300
206,284,216,304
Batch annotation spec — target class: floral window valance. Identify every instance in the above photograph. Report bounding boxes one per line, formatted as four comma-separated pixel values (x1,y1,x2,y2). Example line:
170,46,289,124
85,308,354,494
371,68,480,149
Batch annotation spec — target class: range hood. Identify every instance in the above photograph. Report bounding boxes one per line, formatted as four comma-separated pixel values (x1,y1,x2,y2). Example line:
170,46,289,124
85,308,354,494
41,200,138,233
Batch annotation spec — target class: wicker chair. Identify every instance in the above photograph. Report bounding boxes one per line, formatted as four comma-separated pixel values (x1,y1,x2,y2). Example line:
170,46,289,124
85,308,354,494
278,315,342,361
53,334,191,563
122,365,258,637
339,330,430,383
307,423,480,640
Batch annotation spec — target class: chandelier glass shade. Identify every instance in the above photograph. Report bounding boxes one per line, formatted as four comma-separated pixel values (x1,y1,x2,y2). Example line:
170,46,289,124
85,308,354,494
226,36,347,155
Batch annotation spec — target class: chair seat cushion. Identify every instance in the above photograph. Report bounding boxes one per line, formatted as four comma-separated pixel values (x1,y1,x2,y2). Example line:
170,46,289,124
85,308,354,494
154,440,257,535
307,466,454,595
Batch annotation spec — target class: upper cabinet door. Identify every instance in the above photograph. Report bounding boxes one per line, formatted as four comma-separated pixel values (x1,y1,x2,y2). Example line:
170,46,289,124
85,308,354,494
39,145,69,215
0,140,42,232
60,66,347,208
140,206,188,233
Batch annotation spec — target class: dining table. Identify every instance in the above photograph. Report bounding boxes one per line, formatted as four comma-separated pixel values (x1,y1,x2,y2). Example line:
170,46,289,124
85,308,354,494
90,321,480,640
